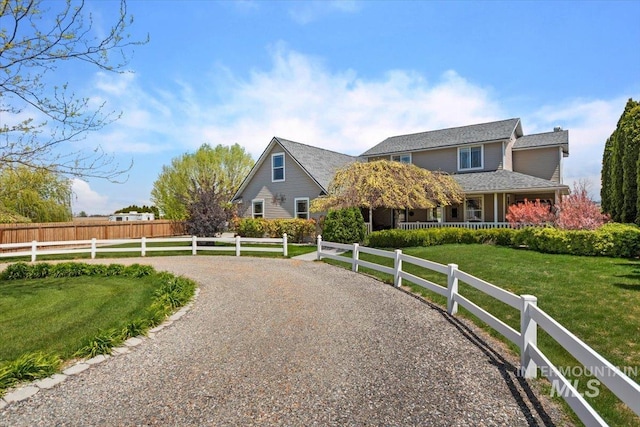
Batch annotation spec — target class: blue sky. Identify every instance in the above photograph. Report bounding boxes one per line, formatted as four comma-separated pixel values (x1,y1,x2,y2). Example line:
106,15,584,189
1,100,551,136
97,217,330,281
33,0,640,214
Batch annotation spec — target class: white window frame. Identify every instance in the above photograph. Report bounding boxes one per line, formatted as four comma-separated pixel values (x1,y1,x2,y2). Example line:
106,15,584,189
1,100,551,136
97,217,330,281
272,153,285,182
294,197,310,219
391,153,412,164
465,196,484,222
252,199,265,218
458,145,483,171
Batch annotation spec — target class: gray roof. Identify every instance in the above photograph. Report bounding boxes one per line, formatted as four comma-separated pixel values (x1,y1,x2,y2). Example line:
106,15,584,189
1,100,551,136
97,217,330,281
361,118,522,157
275,137,357,191
513,130,569,155
453,170,569,193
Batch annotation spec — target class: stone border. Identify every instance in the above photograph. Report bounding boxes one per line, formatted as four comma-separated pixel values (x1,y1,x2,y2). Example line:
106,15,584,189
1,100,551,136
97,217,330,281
0,287,200,409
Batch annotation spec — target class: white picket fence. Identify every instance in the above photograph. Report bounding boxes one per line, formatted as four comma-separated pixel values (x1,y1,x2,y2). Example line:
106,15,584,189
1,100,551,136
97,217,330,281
316,236,640,427
0,235,288,261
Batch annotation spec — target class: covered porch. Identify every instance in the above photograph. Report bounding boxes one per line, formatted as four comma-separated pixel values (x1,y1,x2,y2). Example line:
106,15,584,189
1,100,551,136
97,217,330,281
362,170,570,232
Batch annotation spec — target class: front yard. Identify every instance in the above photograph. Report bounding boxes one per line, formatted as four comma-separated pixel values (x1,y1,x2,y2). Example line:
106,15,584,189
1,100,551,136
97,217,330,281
326,244,640,427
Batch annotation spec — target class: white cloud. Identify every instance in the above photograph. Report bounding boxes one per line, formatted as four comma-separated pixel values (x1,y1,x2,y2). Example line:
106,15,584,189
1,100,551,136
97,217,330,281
524,96,636,199
71,179,112,215
287,0,362,24
81,45,637,206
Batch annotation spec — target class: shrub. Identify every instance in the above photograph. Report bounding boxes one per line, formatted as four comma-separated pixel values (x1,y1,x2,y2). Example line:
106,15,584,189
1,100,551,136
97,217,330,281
234,217,267,238
233,217,316,242
1,262,30,280
366,227,518,248
514,223,640,258
506,199,555,226
322,208,366,244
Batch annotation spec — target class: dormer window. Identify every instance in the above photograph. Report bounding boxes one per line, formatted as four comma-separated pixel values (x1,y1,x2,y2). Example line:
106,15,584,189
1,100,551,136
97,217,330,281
458,146,483,171
272,153,285,182
391,153,411,164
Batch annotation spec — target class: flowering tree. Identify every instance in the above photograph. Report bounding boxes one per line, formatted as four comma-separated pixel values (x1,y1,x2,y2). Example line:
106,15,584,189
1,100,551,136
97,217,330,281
507,181,609,230
506,199,555,226
555,181,609,230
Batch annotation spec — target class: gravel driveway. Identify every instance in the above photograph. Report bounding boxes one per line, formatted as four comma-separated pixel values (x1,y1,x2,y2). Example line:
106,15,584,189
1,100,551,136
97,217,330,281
0,256,567,426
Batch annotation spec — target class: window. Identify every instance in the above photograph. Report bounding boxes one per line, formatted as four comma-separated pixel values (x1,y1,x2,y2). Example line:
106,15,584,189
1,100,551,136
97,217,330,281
294,197,309,219
391,153,411,164
252,199,264,218
272,153,285,182
458,146,483,170
465,197,483,221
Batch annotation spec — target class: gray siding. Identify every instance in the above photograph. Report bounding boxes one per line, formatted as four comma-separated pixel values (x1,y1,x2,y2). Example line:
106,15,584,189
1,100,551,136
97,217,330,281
412,148,457,172
237,143,323,219
367,141,505,173
513,147,561,182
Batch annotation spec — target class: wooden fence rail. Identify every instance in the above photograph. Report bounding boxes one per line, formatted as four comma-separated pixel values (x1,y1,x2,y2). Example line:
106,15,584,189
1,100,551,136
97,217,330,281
316,235,640,427
0,221,186,244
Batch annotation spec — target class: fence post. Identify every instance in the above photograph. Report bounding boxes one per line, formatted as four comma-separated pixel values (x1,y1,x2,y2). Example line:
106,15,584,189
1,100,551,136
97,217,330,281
520,295,538,378
352,243,359,272
141,237,146,257
394,249,402,287
192,236,197,255
317,235,322,261
91,238,97,259
235,235,241,257
31,240,37,262
283,233,288,257
447,263,459,315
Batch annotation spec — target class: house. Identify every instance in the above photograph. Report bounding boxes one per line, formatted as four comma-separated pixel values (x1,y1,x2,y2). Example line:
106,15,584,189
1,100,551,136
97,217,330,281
233,118,570,230
360,118,570,229
108,211,155,221
232,137,356,220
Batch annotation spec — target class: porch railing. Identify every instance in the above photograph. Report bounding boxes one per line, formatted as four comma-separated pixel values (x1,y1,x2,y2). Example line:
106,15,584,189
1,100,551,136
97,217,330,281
398,222,519,230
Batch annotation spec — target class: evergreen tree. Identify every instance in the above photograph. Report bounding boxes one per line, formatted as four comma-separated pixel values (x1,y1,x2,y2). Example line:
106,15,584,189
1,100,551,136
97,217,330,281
621,100,640,223
601,135,613,214
601,98,640,223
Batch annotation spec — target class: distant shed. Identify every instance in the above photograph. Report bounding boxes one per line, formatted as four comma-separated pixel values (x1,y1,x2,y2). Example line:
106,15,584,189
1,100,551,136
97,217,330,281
108,211,155,222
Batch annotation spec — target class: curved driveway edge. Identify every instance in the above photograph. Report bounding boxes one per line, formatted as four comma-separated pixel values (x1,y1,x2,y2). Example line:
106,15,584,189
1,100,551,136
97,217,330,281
1,256,568,426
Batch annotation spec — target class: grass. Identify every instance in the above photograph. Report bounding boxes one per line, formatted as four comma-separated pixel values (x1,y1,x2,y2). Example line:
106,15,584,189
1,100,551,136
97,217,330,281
0,263,196,394
324,244,640,427
0,275,158,361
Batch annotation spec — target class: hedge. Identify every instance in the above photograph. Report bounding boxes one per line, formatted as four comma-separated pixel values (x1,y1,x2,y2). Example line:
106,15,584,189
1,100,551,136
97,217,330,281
233,218,316,243
364,223,640,258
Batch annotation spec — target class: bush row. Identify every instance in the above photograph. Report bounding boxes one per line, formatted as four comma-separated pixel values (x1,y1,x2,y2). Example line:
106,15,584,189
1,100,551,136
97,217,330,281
364,223,640,258
233,218,317,243
0,261,156,280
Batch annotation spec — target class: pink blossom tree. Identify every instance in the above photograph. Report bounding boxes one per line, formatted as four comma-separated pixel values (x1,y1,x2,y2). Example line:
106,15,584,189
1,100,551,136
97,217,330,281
555,181,609,230
506,199,555,226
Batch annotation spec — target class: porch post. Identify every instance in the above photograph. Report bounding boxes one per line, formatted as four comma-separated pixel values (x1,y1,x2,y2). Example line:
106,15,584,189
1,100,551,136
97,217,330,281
494,193,498,224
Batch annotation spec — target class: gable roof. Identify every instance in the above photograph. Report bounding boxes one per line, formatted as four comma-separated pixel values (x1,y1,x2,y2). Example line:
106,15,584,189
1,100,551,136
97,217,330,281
361,118,523,157
232,137,356,202
453,170,570,194
513,129,569,156
276,138,357,191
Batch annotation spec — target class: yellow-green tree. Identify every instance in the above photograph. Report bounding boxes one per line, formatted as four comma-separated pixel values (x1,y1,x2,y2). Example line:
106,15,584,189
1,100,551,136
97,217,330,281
151,143,254,220
0,167,72,222
311,160,463,216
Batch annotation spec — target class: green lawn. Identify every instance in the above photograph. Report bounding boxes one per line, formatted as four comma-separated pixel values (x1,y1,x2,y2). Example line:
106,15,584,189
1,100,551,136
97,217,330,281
0,275,158,361
325,244,640,427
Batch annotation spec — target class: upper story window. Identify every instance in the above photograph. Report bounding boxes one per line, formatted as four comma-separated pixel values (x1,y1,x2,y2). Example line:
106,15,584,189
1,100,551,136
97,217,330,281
458,146,483,171
391,153,411,164
272,153,285,182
